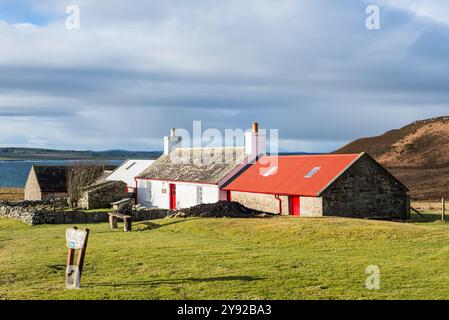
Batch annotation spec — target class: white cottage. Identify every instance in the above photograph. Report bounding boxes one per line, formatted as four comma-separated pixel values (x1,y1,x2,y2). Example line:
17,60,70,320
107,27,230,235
105,159,155,192
136,124,266,209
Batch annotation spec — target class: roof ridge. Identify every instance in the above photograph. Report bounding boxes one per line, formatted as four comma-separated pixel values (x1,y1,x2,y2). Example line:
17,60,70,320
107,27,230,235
175,146,245,150
262,153,362,158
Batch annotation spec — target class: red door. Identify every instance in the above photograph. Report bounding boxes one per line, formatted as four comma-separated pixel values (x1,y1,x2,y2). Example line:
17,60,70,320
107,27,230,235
169,184,176,209
289,196,300,216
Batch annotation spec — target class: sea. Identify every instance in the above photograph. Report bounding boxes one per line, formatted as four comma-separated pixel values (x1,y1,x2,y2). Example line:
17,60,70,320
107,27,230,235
0,160,124,188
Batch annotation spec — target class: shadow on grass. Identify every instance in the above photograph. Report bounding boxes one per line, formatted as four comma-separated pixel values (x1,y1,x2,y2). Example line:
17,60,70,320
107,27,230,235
410,212,447,223
94,218,203,234
47,264,66,272
89,275,264,288
133,218,203,232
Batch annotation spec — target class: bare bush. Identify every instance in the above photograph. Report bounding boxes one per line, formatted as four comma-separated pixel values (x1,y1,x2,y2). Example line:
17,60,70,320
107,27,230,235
67,160,106,208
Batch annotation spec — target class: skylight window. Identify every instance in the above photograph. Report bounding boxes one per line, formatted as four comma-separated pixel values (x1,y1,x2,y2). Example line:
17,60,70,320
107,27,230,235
263,166,278,177
305,167,321,178
126,162,137,170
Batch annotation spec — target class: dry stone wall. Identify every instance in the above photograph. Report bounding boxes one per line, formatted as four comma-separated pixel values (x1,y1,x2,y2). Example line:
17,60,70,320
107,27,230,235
0,201,171,225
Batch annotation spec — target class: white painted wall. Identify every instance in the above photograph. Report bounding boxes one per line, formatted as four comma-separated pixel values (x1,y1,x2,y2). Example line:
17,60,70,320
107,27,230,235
106,160,155,189
137,179,221,209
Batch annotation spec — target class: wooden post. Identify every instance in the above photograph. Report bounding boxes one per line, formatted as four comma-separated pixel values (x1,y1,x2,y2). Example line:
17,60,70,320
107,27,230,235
67,248,75,269
124,217,132,232
109,214,118,229
76,228,89,279
442,198,446,222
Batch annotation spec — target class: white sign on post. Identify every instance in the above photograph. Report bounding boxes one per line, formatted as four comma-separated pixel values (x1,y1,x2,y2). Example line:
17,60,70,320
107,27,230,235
66,228,87,250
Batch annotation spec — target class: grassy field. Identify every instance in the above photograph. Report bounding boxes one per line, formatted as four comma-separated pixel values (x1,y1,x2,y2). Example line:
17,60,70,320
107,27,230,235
1,214,449,300
0,188,23,201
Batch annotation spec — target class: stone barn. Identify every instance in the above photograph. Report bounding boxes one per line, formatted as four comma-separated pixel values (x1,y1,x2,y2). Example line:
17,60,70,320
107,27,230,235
223,153,410,220
24,166,69,201
78,180,128,210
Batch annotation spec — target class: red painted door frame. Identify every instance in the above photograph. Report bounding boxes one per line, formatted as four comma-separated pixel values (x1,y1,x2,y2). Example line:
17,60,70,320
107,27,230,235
226,190,232,202
289,196,300,216
169,184,176,209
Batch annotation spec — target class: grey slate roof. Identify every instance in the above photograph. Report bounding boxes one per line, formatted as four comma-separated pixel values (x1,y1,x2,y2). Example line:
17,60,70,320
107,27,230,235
32,165,118,193
33,166,69,193
137,147,246,184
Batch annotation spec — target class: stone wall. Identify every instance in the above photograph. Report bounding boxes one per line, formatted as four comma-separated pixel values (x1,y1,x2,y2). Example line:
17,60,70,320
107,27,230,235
0,201,171,225
78,181,128,209
321,154,410,220
132,206,170,221
300,196,323,217
231,191,288,215
0,200,110,225
42,192,68,201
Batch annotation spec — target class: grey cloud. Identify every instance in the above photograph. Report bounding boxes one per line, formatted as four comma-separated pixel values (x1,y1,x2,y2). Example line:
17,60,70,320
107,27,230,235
0,1,449,152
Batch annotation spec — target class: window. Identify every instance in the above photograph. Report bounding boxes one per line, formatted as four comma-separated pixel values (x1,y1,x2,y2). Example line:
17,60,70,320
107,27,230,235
126,162,137,170
263,166,278,177
305,167,321,178
197,186,203,204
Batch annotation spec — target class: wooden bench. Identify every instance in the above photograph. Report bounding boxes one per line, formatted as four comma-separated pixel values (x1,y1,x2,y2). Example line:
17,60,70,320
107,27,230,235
51,198,67,213
108,212,132,232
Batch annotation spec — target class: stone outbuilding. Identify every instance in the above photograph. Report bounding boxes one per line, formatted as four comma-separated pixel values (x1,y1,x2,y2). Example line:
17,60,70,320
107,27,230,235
24,166,69,201
78,180,128,210
223,153,410,220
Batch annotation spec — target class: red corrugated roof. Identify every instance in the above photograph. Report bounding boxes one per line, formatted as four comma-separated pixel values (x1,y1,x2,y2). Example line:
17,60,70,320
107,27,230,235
223,153,362,196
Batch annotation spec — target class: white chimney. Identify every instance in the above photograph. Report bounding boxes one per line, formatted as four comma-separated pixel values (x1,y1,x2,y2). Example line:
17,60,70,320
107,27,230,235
164,128,182,154
245,122,266,161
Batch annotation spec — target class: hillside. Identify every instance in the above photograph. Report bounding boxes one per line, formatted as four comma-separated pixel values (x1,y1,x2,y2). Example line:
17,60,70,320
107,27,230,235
0,148,161,160
335,116,449,199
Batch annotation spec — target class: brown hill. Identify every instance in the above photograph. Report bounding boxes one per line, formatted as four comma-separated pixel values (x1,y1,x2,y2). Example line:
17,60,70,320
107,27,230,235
335,116,449,200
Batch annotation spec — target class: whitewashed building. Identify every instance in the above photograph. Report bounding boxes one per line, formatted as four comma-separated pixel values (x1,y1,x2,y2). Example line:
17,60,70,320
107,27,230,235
136,124,265,209
105,159,155,192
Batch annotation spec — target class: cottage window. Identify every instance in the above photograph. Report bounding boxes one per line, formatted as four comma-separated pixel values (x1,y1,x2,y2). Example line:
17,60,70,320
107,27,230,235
197,186,203,204
305,167,321,178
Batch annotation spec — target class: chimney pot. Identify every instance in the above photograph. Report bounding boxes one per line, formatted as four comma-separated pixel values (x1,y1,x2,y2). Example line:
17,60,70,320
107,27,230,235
252,122,259,133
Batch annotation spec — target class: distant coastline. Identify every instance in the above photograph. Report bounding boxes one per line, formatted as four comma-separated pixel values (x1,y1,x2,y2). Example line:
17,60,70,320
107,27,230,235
0,148,162,187
0,159,125,188
0,147,162,161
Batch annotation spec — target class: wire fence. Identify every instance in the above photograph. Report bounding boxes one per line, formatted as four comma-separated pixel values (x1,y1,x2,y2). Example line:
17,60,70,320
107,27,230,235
412,199,446,213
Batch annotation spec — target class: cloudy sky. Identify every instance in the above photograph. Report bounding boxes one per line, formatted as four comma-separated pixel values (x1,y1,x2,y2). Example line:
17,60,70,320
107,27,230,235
0,0,449,152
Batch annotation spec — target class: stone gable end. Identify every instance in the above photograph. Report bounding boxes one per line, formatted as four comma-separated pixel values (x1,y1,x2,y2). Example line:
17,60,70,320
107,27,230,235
320,154,409,220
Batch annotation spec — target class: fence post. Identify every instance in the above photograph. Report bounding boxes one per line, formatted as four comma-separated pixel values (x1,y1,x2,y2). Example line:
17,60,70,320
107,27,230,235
442,198,446,222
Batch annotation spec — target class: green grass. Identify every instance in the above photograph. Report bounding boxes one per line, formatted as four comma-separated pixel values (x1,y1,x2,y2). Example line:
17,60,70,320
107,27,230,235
1,214,449,300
